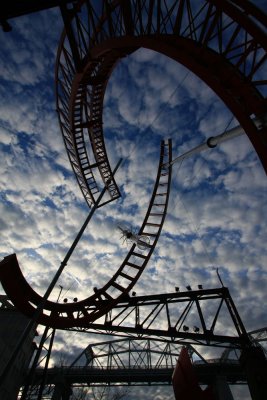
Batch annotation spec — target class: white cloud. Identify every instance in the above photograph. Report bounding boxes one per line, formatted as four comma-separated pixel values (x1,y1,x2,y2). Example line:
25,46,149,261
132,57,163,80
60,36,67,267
0,5,266,399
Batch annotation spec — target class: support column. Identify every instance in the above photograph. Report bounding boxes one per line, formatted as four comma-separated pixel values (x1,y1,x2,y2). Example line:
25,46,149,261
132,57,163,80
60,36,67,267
240,346,267,400
212,375,234,400
52,373,72,400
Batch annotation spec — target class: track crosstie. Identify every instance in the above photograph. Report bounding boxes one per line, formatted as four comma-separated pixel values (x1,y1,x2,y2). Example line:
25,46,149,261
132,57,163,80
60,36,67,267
0,140,172,328
56,0,267,197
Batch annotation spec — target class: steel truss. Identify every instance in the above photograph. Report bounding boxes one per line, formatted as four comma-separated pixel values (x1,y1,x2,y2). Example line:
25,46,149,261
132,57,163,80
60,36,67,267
19,326,56,400
1,0,265,332
25,338,249,391
29,364,246,389
9,294,266,395
0,1,75,31
71,338,207,369
1,1,266,397
55,0,267,196
21,328,267,393
249,327,267,346
66,287,250,349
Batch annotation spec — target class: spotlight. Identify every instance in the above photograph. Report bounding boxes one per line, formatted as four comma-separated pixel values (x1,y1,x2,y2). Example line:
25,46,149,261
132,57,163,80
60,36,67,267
198,285,203,290
132,291,136,296
193,326,200,333
183,325,189,332
186,285,192,291
93,287,98,293
73,297,78,302
175,287,180,292
63,298,68,303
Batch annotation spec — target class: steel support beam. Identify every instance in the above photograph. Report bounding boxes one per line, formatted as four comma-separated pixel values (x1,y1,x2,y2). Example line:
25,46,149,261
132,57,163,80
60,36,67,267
66,287,250,349
0,0,76,31
0,142,172,329
30,363,248,386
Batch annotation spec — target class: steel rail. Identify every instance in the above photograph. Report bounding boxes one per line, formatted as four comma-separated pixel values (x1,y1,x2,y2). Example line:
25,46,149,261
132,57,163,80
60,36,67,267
55,0,267,177
56,5,124,207
167,115,267,168
0,140,172,328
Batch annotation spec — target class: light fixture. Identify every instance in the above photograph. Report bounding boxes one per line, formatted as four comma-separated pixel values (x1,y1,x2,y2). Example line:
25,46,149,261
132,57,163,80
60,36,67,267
73,297,78,302
175,287,180,292
186,285,192,291
198,285,203,290
132,291,136,296
63,298,68,303
183,325,189,332
193,326,200,333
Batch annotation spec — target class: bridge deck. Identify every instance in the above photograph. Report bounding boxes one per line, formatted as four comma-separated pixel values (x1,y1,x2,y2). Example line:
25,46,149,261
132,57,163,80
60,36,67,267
32,363,247,386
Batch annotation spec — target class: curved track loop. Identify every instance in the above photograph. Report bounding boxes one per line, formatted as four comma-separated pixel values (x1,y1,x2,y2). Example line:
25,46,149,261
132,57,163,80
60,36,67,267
56,0,267,182
56,35,123,207
0,140,172,328
2,0,266,328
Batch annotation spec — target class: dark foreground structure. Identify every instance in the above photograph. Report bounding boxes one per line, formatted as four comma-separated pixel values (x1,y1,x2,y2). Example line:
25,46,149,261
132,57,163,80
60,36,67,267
0,297,36,399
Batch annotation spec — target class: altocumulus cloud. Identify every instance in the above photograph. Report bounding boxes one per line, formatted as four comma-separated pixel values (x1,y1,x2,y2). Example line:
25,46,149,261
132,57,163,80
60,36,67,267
0,4,266,400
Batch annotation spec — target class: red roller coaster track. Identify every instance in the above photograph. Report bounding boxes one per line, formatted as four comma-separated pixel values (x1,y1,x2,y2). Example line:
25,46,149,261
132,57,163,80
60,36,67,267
0,140,172,328
56,0,267,198
1,0,266,328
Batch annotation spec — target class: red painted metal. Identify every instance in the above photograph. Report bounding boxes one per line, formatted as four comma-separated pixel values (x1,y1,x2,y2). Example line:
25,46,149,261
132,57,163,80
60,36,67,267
0,140,172,328
172,347,215,400
55,0,267,209
2,0,267,328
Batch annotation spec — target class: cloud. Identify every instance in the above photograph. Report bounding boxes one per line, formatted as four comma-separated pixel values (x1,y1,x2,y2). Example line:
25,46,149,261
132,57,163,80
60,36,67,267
0,5,266,400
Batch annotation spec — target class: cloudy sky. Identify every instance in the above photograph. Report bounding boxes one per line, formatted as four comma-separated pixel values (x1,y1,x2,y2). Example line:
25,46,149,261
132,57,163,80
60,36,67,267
0,2,266,399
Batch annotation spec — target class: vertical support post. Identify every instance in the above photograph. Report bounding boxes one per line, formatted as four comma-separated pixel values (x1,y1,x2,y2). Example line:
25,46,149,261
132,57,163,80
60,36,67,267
147,340,151,369
108,343,112,369
128,340,131,369
37,329,56,400
223,288,250,340
212,376,234,400
240,346,267,400
52,373,72,400
21,326,51,399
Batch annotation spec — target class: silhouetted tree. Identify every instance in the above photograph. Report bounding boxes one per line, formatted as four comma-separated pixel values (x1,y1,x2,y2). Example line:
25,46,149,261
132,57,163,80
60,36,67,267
70,386,129,400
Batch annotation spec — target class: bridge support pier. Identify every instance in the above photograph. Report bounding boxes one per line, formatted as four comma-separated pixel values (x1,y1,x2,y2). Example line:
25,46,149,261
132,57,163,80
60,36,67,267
240,347,267,400
212,375,234,400
52,373,72,400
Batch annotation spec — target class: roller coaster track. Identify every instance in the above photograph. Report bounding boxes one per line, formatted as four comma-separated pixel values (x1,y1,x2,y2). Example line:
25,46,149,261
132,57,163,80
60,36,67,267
1,0,267,338
56,43,126,207
0,140,172,328
51,0,267,326
55,0,267,201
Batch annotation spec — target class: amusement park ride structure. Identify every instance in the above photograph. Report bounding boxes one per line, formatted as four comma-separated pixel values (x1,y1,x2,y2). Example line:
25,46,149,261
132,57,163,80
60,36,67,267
0,0,267,399
117,225,151,250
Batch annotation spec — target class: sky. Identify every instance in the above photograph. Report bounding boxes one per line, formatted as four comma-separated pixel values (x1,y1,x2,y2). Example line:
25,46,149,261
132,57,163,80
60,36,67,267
0,2,267,399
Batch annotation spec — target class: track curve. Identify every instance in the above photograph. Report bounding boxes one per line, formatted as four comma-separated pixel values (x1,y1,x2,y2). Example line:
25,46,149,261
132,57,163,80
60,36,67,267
2,0,267,328
56,0,267,197
0,140,172,328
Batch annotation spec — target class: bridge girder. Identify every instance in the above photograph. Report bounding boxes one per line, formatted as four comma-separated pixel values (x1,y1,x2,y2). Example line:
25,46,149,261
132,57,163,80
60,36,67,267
66,287,250,349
